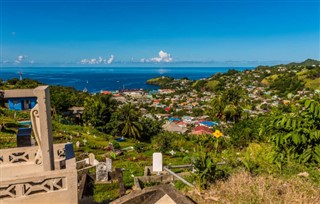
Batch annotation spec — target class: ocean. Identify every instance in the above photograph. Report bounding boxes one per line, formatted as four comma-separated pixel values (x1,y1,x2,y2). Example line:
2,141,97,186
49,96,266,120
0,67,252,93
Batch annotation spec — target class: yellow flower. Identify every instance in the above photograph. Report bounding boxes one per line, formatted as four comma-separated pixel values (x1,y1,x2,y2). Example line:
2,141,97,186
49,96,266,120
213,130,223,138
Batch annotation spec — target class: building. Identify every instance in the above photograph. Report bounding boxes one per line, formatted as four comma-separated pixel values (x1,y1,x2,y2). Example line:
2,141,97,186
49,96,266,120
2,89,37,111
191,126,213,135
162,122,187,134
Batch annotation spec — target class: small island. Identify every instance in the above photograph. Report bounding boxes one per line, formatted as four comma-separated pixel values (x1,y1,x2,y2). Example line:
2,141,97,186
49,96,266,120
146,76,174,86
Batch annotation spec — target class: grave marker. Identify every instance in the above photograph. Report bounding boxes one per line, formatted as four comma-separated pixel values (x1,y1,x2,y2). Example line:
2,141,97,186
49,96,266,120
96,162,109,182
89,153,95,166
106,158,112,172
153,152,163,174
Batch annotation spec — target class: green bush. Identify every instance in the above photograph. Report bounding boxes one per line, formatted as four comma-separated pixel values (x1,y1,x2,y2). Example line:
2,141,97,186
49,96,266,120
267,100,320,165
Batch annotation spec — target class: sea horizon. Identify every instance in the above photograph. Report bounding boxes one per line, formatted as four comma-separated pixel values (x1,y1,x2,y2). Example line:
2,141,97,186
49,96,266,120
0,67,253,93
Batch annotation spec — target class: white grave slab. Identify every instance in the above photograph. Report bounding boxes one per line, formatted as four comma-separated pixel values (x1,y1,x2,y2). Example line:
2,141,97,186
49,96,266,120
153,152,163,172
106,158,112,172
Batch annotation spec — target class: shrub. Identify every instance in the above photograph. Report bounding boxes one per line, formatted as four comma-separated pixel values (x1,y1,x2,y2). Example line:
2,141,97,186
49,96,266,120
267,100,320,165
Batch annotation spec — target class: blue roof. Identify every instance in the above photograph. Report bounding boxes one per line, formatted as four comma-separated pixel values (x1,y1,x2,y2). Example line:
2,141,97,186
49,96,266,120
169,117,180,122
200,121,218,127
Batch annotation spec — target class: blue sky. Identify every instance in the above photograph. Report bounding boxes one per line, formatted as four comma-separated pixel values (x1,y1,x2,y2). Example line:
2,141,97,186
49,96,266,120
1,0,319,67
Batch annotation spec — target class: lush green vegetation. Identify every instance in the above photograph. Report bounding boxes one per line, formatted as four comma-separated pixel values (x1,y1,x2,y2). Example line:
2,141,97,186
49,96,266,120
146,76,174,87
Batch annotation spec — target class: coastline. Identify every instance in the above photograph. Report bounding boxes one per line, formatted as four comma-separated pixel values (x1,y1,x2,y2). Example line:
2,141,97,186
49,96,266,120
0,67,253,93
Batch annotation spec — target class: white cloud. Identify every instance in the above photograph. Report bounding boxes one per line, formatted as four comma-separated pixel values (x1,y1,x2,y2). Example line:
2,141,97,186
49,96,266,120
107,55,114,64
141,50,173,63
81,54,115,65
14,55,27,64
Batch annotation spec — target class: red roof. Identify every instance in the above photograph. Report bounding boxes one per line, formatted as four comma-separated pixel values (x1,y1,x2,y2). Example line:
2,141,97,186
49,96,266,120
192,130,213,135
193,126,213,133
102,91,112,95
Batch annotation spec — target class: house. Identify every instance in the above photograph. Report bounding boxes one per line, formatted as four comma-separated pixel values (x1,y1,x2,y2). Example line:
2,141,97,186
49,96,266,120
283,100,291,105
162,122,187,134
2,89,37,110
191,126,213,135
199,121,218,127
159,89,175,94
169,117,180,122
155,114,171,119
182,116,194,123
101,90,112,95
68,106,85,123
177,121,187,128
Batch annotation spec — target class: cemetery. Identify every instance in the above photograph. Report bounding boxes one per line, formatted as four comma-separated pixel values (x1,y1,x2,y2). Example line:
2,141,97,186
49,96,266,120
0,86,195,204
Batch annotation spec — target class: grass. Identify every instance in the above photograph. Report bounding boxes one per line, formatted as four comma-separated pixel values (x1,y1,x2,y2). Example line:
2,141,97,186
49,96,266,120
304,78,320,90
94,183,120,202
186,170,320,203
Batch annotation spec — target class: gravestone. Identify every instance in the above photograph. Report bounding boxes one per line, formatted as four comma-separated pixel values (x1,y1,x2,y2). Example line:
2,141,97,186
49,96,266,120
89,153,95,166
76,141,80,149
17,128,32,147
153,152,163,174
96,162,109,182
106,158,112,172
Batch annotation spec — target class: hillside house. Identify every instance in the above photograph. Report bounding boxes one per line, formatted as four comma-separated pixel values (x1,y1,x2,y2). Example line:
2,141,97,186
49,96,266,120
2,89,37,111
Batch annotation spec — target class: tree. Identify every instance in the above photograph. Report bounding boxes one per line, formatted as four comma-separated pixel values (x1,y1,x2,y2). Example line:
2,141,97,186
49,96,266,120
269,73,304,97
83,94,116,131
266,100,320,165
116,103,142,139
211,86,248,122
50,86,88,115
210,95,224,119
0,91,4,107
14,78,42,89
139,117,163,142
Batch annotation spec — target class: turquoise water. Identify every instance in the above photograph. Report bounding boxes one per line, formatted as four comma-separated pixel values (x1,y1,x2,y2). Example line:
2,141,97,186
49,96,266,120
0,67,252,92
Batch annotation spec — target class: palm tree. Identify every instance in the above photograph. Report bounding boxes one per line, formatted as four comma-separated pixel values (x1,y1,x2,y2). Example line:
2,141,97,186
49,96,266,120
83,94,116,129
211,86,248,123
222,87,248,122
117,103,142,140
210,95,224,119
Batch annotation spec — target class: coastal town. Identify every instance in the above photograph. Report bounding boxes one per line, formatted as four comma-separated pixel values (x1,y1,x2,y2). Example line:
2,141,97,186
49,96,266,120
95,59,320,135
1,0,319,202
1,59,320,203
